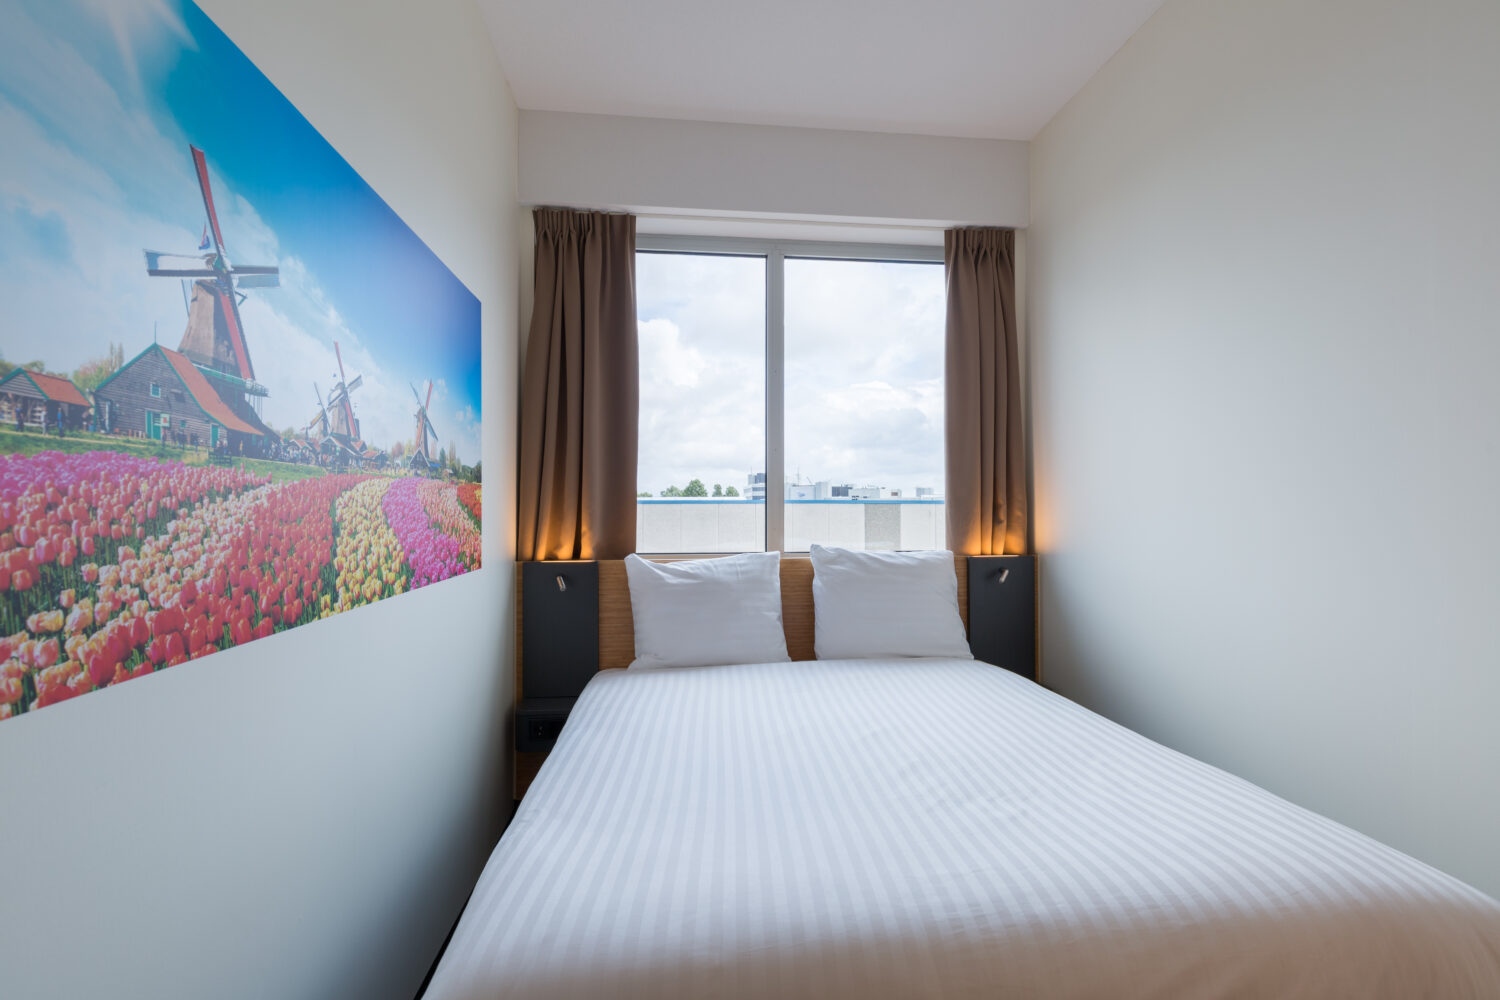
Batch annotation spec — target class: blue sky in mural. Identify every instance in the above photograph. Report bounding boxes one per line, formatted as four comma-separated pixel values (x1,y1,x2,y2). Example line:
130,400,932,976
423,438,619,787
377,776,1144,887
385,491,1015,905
0,0,481,461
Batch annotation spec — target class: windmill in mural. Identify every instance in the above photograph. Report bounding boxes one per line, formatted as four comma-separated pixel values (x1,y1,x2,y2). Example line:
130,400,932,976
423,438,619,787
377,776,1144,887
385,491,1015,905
408,380,440,474
326,342,363,439
303,344,372,469
141,145,278,450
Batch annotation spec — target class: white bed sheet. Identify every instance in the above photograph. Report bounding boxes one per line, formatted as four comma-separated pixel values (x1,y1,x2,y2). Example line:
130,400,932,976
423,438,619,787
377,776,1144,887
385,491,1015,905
427,658,1500,999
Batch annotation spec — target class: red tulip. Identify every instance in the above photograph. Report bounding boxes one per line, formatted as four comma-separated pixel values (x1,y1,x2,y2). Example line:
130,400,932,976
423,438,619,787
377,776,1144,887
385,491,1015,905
149,608,185,638
85,650,113,689
104,630,128,666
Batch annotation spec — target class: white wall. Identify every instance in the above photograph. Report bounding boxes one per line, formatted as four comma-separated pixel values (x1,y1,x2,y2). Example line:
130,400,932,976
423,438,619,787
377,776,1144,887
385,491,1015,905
1029,0,1500,896
520,110,1029,227
0,3,521,999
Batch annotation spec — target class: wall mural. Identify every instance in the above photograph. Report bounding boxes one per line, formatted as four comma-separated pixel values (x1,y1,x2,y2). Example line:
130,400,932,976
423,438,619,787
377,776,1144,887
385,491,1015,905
0,0,483,721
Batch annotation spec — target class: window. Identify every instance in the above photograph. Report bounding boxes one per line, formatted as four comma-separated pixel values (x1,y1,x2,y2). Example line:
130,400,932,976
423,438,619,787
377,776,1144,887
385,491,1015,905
149,382,161,398
635,250,765,553
636,237,945,554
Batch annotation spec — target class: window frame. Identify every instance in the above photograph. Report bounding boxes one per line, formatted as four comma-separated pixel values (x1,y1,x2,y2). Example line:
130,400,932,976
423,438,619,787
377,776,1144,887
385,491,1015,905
635,234,945,553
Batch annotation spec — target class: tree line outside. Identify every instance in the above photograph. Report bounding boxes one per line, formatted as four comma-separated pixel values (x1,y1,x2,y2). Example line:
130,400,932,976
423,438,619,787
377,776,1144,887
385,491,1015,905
0,342,126,393
638,478,740,498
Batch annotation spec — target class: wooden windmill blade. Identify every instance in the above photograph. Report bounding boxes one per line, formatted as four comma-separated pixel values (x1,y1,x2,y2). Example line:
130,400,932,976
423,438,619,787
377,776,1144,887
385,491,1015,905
410,380,439,457
422,380,438,442
409,382,426,453
144,256,278,283
333,341,358,434
191,146,228,259
143,252,220,280
312,383,332,437
233,269,280,289
190,146,260,383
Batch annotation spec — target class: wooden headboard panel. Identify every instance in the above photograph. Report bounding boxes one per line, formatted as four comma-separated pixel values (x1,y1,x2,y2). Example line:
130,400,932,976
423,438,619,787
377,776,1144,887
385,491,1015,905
519,556,970,694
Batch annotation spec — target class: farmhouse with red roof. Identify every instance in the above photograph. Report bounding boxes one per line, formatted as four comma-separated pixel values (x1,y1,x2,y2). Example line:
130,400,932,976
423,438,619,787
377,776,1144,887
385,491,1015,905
0,368,91,431
93,343,268,451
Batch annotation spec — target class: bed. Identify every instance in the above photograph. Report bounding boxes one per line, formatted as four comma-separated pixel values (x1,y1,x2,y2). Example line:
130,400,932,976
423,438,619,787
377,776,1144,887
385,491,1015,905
426,654,1500,998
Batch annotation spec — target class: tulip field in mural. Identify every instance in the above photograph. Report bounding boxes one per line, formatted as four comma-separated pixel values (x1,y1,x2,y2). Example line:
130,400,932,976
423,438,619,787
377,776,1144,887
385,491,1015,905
0,0,483,721
0,452,481,720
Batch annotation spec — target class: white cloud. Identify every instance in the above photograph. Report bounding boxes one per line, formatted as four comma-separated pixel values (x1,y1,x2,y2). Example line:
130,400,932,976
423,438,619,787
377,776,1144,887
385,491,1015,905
77,0,192,95
0,96,198,370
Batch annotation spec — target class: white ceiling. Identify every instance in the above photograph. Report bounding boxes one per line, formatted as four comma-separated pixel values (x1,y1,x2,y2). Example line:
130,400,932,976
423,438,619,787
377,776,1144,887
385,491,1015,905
478,0,1165,141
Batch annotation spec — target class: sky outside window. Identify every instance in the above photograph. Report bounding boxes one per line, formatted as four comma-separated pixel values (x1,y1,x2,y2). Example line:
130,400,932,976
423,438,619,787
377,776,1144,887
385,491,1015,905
783,257,945,499
635,251,765,499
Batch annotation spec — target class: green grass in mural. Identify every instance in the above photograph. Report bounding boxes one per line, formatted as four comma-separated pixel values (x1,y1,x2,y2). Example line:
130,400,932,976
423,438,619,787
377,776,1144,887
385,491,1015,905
0,429,325,484
0,428,171,460
232,457,327,483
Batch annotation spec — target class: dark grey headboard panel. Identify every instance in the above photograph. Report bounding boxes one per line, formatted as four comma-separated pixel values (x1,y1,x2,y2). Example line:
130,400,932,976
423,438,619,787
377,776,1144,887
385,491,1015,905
520,560,599,699
967,555,1038,680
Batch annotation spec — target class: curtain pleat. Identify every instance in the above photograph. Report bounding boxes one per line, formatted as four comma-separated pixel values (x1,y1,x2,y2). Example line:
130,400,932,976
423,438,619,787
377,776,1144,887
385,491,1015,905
944,227,1028,555
517,208,637,560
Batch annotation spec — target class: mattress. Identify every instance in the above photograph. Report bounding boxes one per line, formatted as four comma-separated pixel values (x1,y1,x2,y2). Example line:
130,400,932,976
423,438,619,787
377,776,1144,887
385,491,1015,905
427,658,1500,998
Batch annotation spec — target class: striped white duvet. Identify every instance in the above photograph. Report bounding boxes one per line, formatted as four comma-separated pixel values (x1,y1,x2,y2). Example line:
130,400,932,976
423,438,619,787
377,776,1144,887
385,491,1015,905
427,659,1500,999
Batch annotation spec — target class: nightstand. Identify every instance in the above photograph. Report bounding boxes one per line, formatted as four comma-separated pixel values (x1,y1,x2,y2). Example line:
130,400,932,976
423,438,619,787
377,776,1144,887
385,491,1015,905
517,697,576,752
515,561,600,801
515,696,577,800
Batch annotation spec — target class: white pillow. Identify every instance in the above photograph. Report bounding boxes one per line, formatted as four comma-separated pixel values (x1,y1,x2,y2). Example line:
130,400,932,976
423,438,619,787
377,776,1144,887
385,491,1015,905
624,552,790,669
809,545,973,660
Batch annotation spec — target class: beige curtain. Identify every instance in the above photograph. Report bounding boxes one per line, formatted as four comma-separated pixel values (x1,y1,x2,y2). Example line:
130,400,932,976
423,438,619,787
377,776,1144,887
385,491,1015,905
518,209,638,560
944,227,1028,555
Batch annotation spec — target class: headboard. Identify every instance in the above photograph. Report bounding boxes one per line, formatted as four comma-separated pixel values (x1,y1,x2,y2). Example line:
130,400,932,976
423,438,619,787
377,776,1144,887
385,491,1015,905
514,554,1035,798
516,556,971,698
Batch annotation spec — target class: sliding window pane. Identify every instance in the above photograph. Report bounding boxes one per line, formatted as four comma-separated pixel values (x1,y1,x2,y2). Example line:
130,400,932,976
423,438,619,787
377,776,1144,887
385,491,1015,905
636,251,766,553
783,257,945,551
